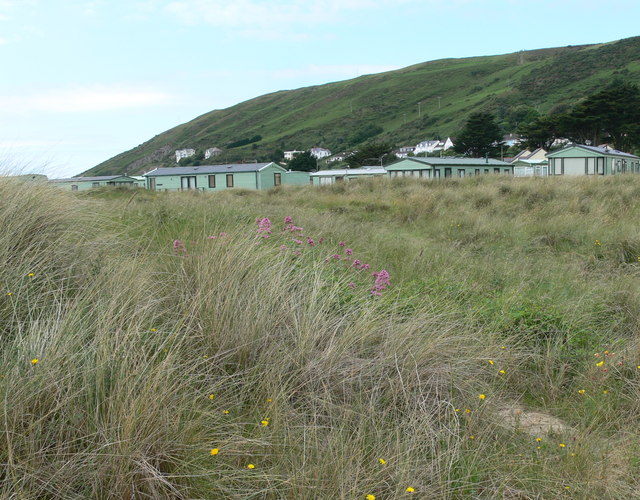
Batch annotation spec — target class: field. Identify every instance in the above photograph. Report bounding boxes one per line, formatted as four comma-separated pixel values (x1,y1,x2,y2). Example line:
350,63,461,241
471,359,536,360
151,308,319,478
2,174,640,498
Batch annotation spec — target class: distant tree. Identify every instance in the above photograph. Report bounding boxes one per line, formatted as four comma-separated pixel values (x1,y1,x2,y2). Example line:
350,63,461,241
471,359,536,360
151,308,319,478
561,81,640,150
505,105,540,131
269,149,284,162
345,142,395,168
454,113,503,157
288,151,317,171
518,114,562,151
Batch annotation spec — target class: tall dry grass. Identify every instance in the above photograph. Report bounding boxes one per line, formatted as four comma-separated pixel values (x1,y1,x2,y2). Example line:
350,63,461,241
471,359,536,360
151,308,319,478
2,175,640,498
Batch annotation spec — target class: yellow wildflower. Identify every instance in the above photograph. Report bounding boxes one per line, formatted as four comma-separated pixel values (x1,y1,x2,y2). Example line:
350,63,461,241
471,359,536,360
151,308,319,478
210,448,219,455
488,360,494,365
571,452,575,457
208,394,215,400
465,409,471,414
603,390,609,395
27,273,34,277
223,410,230,414
596,361,604,367
469,435,475,440
366,495,376,500
578,389,585,394
378,458,386,465
261,419,269,427
6,292,12,296
499,369,506,375
535,437,542,442
536,446,541,449
478,393,486,400
559,443,566,448
247,463,255,469
406,487,415,493
455,408,460,412
31,358,39,365
500,346,506,349
266,398,273,403
150,328,157,332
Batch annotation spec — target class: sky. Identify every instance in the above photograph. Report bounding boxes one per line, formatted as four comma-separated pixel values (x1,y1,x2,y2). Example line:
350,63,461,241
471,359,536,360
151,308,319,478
1,0,639,178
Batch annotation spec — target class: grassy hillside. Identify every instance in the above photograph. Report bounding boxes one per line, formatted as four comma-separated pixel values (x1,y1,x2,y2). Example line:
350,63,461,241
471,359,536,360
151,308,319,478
3,173,640,497
86,37,640,176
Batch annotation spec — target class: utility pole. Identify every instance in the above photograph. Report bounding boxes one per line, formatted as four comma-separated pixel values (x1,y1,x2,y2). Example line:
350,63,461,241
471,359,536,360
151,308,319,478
418,101,422,118
437,96,442,109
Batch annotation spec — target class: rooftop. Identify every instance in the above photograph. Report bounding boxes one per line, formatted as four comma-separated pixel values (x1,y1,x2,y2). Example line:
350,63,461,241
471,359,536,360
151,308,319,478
311,167,387,176
390,157,511,167
548,144,640,159
145,163,277,176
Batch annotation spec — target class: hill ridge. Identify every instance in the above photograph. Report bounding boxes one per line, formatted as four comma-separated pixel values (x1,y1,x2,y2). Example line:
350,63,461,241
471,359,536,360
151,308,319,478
85,36,640,176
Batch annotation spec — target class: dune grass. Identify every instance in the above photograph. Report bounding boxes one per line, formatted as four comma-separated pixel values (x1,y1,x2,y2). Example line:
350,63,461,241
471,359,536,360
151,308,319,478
2,175,640,498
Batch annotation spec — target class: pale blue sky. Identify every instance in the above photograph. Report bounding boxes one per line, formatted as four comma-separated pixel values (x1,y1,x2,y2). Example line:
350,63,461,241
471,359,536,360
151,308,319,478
1,0,638,177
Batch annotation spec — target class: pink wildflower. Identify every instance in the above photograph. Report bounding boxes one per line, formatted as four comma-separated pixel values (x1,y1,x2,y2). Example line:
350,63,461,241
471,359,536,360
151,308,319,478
339,241,346,247
284,224,304,232
319,237,325,244
173,239,187,254
207,235,217,239
345,248,353,256
257,218,272,238
284,216,294,224
332,254,341,260
307,237,315,246
219,232,227,237
371,269,391,296
293,239,303,245
352,259,362,268
361,263,370,270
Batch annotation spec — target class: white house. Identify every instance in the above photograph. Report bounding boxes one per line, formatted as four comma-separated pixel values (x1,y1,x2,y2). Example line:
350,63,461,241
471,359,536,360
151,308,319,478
204,147,223,159
327,152,352,163
284,150,304,161
395,146,416,158
414,137,454,155
502,134,521,147
310,147,332,159
175,148,196,163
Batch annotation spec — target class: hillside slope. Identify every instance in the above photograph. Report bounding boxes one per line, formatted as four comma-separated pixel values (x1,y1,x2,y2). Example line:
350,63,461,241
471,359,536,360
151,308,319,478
86,36,640,175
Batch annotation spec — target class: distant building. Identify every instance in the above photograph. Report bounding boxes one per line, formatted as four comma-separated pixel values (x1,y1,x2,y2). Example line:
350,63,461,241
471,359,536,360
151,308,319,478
510,148,548,163
309,147,332,159
50,175,145,191
204,147,223,159
310,166,387,185
143,163,309,191
175,148,196,163
394,146,416,158
386,157,513,178
284,150,305,161
547,144,640,176
510,148,549,177
502,134,521,147
327,152,352,163
414,137,454,155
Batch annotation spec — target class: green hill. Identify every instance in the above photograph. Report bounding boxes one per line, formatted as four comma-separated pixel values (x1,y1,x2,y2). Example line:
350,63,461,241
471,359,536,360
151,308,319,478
85,36,640,176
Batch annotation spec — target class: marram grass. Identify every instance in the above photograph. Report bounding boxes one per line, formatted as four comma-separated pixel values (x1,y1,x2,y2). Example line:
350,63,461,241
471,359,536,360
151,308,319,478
2,175,640,498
